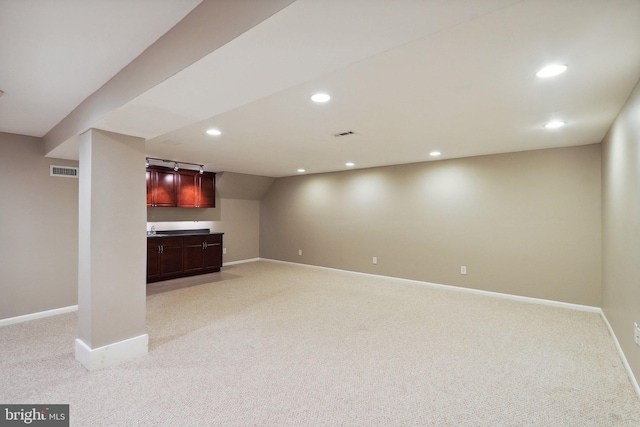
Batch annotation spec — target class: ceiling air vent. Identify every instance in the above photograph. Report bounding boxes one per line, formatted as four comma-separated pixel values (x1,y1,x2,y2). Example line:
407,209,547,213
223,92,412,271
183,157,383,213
333,130,356,138
50,165,78,178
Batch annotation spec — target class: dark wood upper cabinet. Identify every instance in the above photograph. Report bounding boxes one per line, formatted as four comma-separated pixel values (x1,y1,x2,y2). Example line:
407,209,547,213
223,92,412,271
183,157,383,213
176,170,198,208
176,170,215,208
147,166,177,207
198,173,215,208
147,166,215,208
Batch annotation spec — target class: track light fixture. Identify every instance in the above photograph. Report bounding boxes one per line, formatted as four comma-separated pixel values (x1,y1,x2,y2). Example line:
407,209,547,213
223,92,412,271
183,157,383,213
145,157,205,174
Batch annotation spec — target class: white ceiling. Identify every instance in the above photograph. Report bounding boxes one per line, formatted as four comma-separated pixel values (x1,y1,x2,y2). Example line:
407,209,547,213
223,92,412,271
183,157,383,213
0,0,201,136
2,0,640,178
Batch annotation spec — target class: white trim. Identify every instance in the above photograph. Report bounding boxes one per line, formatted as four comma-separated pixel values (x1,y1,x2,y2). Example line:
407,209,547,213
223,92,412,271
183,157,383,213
599,311,640,400
0,305,78,327
223,257,260,266
259,258,600,313
75,334,148,371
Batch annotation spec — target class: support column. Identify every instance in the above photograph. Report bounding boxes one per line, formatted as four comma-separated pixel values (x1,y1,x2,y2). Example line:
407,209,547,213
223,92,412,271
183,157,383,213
75,129,148,370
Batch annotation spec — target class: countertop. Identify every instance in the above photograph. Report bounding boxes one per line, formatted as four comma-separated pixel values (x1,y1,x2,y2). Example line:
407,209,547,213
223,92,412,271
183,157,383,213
147,228,223,238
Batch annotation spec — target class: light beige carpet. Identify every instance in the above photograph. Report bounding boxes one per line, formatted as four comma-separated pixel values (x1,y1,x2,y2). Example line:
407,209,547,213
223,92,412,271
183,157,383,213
1,261,639,426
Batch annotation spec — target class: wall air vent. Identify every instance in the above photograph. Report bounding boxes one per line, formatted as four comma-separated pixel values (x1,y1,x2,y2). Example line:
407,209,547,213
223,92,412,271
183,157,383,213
333,130,356,138
50,165,79,178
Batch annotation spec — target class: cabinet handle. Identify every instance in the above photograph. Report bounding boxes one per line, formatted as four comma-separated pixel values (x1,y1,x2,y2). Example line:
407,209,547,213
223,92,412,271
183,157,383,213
204,242,208,249
209,243,221,246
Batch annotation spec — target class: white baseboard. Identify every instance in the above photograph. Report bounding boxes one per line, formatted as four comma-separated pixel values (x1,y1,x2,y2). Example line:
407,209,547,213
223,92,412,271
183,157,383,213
260,258,600,313
599,311,640,400
75,334,149,371
224,257,260,266
0,305,78,327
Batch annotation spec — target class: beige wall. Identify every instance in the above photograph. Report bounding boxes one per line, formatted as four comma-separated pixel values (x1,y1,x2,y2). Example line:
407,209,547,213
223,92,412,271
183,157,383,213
216,199,260,262
0,133,78,319
260,145,602,306
216,171,274,200
602,79,640,383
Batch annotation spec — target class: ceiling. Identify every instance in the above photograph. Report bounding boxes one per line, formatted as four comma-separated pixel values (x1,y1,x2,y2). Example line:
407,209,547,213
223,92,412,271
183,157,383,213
0,0,201,137
2,0,640,178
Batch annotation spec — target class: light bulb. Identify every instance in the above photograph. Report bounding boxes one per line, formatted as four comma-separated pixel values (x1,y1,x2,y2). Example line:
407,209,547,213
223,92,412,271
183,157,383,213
544,120,566,129
311,93,331,103
536,64,567,78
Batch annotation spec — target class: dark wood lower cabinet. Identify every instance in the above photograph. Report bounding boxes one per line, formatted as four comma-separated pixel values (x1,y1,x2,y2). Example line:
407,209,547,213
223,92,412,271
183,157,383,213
183,235,222,272
147,237,184,281
147,233,223,283
203,235,223,269
160,237,184,276
183,237,206,273
147,240,161,281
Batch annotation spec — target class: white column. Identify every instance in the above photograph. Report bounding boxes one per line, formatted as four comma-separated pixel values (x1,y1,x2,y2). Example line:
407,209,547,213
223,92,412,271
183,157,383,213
75,129,148,370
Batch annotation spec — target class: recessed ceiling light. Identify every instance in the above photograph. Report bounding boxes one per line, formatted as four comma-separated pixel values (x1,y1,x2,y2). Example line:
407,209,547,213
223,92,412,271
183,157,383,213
536,64,567,78
429,151,441,157
311,93,331,103
206,128,221,136
544,120,566,129
345,162,355,167
297,169,306,173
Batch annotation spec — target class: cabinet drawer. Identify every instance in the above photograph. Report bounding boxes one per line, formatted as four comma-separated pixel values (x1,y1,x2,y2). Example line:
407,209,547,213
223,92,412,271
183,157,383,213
183,235,222,245
203,234,222,245
151,237,183,247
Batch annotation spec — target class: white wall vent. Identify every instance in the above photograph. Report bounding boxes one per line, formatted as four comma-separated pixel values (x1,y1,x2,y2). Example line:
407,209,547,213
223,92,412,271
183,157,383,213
50,165,79,178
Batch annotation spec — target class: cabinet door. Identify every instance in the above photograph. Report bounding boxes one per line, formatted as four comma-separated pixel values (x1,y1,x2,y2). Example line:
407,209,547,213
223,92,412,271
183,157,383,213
183,236,205,272
146,170,153,207
198,173,216,208
147,167,177,207
177,171,198,208
203,235,223,270
147,240,161,280
153,169,177,207
159,237,183,276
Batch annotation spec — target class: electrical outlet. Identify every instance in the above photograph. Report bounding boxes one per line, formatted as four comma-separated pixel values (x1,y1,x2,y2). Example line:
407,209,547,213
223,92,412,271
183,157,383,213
298,249,302,256
461,266,467,275
634,323,640,346
223,248,227,255
373,256,377,265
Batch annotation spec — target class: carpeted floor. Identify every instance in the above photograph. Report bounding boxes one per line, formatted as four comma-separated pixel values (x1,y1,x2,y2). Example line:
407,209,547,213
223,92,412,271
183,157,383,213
1,260,639,426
